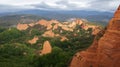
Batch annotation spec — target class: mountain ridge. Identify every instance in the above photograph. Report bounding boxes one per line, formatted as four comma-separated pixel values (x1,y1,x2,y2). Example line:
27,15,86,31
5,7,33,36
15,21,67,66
0,9,113,26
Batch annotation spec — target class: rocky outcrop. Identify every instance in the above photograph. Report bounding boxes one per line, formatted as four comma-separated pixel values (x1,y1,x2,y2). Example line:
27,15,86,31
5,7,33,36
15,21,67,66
42,30,55,37
28,23,35,27
92,26,101,35
37,19,48,26
46,23,52,30
17,23,29,30
75,19,83,25
37,19,53,30
70,5,120,67
60,36,69,42
28,36,39,44
61,26,73,32
42,30,61,37
16,18,100,35
53,23,58,30
40,41,52,55
81,23,101,35
38,19,101,37
68,19,83,28
61,19,84,31
68,21,77,28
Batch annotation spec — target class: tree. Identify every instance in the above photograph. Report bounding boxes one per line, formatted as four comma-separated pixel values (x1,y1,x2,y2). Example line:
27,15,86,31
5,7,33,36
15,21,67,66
33,47,71,67
0,28,23,44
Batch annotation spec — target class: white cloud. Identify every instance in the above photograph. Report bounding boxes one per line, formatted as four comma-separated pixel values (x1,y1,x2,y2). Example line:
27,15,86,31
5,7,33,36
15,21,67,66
0,0,119,12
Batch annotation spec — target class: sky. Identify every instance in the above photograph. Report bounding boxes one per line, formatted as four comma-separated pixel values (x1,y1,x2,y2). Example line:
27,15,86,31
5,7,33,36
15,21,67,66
0,0,120,13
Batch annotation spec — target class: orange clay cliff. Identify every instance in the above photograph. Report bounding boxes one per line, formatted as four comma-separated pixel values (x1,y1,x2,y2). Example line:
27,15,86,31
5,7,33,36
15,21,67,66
70,5,120,67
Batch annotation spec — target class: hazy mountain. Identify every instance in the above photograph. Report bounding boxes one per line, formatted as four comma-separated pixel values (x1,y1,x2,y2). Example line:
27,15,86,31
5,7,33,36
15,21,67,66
0,14,49,27
0,9,113,27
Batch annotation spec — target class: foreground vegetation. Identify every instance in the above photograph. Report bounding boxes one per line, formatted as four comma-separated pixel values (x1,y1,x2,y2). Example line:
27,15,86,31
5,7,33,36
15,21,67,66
0,25,94,67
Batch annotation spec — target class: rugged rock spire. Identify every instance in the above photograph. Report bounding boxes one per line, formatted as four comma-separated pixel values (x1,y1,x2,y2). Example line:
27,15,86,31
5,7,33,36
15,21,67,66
70,5,120,67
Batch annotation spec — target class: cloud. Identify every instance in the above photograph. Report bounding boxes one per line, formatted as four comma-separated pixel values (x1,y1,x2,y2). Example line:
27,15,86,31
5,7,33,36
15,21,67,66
55,0,88,9
0,4,34,13
0,5,20,13
31,1,60,10
31,0,120,12
88,0,120,12
0,0,119,12
31,0,91,10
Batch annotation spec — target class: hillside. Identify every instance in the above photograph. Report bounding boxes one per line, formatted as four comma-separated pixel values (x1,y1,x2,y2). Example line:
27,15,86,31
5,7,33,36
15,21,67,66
0,19,101,67
0,14,49,27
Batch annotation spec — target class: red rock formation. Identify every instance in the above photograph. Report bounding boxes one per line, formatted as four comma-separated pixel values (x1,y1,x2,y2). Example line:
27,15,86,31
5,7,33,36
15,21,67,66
68,21,76,28
28,23,35,27
57,22,74,32
75,19,83,25
28,36,39,45
53,23,58,30
70,5,120,67
40,41,52,55
17,23,29,30
81,23,101,35
46,23,52,30
37,19,53,30
92,26,101,35
60,36,69,42
37,19,48,26
61,26,73,32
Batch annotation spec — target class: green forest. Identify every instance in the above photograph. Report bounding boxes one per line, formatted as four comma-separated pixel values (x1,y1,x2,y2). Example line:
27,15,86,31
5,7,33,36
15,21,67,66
0,24,95,67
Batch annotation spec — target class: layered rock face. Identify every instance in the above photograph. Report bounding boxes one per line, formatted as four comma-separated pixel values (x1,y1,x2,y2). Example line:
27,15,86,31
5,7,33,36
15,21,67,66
70,6,120,67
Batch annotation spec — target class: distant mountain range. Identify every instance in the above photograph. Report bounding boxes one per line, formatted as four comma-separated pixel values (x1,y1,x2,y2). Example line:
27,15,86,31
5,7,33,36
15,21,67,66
0,9,113,27
0,14,49,27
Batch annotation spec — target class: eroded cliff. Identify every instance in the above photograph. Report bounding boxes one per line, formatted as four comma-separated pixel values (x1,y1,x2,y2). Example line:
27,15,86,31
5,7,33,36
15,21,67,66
70,5,120,67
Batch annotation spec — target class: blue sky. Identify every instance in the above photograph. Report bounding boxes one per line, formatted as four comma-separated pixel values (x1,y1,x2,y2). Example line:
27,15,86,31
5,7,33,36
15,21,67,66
0,0,120,13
